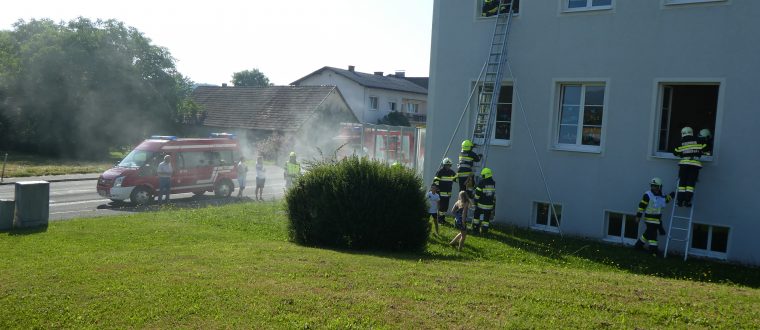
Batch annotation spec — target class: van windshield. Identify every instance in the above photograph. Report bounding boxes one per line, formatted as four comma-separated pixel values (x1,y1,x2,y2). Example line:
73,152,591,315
118,150,156,168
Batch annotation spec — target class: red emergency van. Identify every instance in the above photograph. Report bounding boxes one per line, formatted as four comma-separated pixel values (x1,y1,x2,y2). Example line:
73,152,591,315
97,134,240,204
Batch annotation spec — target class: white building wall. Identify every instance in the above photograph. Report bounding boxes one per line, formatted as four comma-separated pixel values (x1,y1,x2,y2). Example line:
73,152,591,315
428,0,760,264
296,71,427,124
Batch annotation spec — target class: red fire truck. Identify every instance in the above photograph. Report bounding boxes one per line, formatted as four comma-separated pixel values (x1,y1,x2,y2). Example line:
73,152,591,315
97,134,240,204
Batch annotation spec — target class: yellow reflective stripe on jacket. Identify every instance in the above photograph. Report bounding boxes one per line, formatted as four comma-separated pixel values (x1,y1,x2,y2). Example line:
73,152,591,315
477,203,494,210
435,175,456,182
679,159,702,166
457,172,472,177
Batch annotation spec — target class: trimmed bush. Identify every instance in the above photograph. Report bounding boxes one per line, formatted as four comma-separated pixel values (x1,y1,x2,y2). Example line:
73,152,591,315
285,156,429,252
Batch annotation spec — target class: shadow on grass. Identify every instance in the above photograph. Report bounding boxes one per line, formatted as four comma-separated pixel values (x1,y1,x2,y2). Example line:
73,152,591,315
1,224,49,236
95,195,258,213
485,223,760,288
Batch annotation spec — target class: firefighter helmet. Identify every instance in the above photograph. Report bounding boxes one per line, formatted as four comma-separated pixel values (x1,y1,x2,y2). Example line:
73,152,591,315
699,128,712,139
289,151,296,157
680,127,693,137
481,167,492,179
462,139,474,151
442,157,453,166
650,177,662,187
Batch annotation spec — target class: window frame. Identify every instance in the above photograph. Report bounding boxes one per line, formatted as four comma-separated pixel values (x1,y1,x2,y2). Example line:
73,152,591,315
369,96,379,111
389,101,397,112
532,201,562,233
406,103,419,114
492,84,514,147
551,79,609,153
649,79,724,162
562,0,614,13
603,211,639,245
689,222,730,260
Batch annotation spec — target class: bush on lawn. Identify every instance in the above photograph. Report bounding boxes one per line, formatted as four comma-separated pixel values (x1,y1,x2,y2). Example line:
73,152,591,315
285,156,429,252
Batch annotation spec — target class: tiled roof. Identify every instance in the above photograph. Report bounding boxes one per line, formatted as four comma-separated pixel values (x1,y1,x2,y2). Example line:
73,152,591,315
192,85,339,132
404,77,429,89
291,66,428,94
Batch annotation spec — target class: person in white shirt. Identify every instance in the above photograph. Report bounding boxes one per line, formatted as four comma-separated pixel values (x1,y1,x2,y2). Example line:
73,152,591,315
426,184,441,235
157,154,173,204
236,156,248,198
255,156,266,201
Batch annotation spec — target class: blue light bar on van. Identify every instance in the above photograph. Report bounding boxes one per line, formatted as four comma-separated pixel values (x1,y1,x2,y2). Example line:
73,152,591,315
210,133,236,139
150,135,177,140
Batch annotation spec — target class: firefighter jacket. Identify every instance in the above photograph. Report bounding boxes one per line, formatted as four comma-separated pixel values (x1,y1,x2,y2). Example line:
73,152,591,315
457,150,481,177
673,135,706,167
433,167,457,197
285,161,301,178
699,136,713,156
636,190,673,224
474,177,496,210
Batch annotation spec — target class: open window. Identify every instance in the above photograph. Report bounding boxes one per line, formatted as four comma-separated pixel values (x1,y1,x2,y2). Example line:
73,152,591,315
478,0,520,18
655,84,718,156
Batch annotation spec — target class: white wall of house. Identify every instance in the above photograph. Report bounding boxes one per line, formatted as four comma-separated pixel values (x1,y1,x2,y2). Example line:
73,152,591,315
428,0,760,264
296,70,427,124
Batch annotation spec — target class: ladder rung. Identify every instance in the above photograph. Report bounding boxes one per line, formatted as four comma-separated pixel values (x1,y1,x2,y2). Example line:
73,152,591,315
670,227,689,231
671,216,691,220
669,238,688,242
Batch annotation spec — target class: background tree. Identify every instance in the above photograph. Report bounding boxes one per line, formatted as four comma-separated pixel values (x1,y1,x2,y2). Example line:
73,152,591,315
377,111,411,127
231,68,271,87
0,18,194,158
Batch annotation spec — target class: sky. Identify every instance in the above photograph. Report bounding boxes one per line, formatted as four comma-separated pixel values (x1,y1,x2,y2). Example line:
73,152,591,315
1,0,434,86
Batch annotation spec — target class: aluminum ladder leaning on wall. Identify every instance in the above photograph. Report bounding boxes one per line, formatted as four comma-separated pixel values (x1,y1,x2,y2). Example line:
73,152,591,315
664,179,696,260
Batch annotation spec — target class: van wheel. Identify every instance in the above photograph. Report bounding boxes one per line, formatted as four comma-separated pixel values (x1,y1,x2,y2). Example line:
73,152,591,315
130,186,152,205
193,190,206,196
214,180,233,197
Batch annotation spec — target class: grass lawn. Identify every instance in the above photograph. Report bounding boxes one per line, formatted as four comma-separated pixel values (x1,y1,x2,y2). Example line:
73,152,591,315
0,202,758,328
0,151,119,178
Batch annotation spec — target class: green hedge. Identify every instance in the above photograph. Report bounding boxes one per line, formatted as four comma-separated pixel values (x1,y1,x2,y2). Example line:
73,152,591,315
285,156,429,252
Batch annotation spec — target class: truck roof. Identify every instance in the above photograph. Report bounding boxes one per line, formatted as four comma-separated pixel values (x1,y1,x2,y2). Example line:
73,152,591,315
136,138,239,152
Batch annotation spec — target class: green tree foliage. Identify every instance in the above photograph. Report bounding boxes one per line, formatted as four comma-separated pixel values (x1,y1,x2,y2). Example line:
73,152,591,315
231,68,271,87
377,111,411,127
285,156,429,252
0,18,195,158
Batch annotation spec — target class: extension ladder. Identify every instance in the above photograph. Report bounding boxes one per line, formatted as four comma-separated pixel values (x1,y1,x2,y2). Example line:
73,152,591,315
663,179,695,260
470,0,516,173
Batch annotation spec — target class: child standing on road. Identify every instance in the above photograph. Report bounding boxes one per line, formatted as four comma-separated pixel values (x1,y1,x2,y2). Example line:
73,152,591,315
449,191,471,251
426,184,441,235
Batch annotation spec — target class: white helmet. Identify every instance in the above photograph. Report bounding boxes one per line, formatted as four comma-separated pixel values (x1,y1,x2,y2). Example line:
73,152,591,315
442,158,453,166
681,127,693,137
699,129,712,139
650,177,662,187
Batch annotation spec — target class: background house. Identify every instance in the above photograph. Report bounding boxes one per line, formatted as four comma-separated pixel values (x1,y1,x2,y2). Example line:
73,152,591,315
191,85,357,160
426,0,760,264
291,66,428,126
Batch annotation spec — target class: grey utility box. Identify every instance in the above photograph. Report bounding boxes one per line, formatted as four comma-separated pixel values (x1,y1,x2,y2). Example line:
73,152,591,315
14,181,49,228
0,199,14,230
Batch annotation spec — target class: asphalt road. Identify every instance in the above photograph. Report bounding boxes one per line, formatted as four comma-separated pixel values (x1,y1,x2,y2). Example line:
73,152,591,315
0,165,286,221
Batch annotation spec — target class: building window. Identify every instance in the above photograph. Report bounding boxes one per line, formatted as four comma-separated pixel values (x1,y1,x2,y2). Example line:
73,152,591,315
655,84,718,155
690,223,729,259
555,83,605,151
478,0,520,17
605,212,638,244
494,85,513,143
389,102,397,112
369,96,378,111
565,0,613,11
665,0,726,5
406,103,419,114
534,202,562,232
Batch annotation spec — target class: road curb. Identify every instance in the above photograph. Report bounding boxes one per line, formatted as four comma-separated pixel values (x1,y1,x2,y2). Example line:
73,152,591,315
0,177,99,186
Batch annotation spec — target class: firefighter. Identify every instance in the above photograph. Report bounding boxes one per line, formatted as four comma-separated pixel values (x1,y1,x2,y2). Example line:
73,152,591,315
698,128,713,156
433,158,457,224
457,139,481,196
284,151,301,189
481,0,513,17
473,167,496,235
634,177,675,256
672,127,706,207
